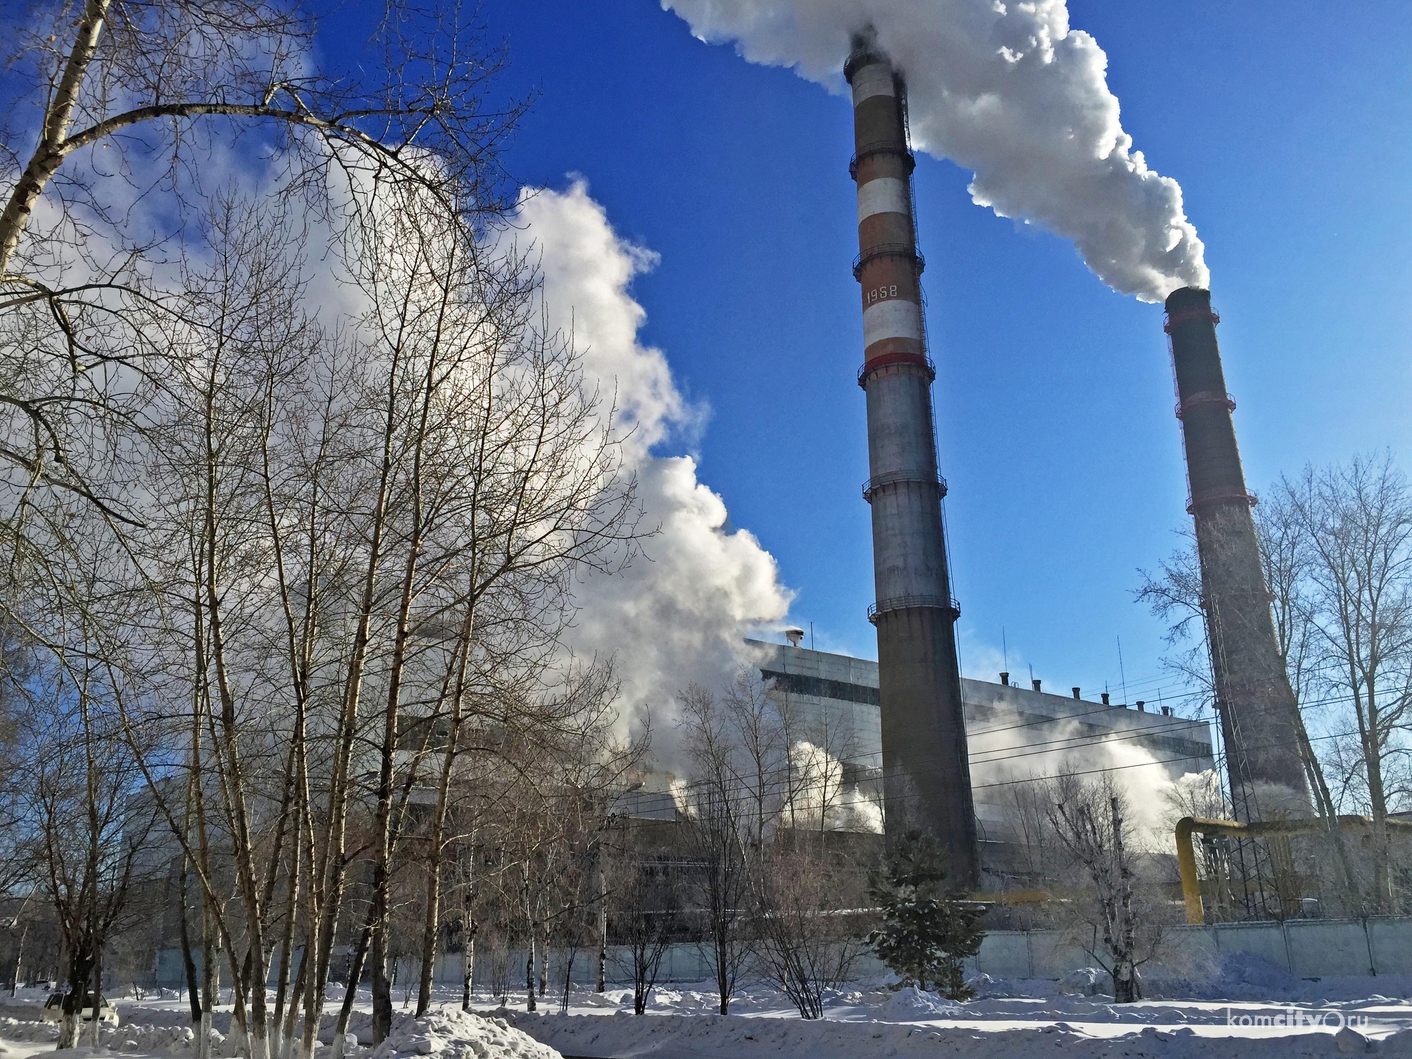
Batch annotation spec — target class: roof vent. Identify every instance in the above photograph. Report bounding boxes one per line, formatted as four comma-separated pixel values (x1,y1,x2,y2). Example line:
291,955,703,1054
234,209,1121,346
1071,687,1081,700
784,627,805,647
1031,679,1042,693
1101,693,1110,705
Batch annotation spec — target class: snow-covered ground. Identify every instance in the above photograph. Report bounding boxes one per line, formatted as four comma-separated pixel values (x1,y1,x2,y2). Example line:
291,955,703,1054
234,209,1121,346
4,955,1412,1059
502,979,1412,1057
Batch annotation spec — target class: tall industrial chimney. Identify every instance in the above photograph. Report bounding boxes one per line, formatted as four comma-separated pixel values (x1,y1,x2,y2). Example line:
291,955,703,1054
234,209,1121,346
845,34,978,885
1165,287,1311,819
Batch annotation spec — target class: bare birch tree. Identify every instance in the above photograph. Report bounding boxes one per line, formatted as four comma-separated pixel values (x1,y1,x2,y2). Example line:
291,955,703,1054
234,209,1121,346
1280,453,1412,909
677,683,755,1015
752,837,869,1020
20,635,156,1047
1045,773,1159,1002
0,0,525,570
1,11,668,1053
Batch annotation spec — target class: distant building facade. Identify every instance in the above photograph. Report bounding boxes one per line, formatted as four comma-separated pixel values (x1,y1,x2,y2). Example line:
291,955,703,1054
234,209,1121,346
747,638,1216,880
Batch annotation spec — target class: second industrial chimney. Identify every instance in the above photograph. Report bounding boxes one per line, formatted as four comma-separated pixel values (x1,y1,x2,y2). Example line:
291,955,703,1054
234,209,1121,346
1165,287,1311,820
845,33,978,885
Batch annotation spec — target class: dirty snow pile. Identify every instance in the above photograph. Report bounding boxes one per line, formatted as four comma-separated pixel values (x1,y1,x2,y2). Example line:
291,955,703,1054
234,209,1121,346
365,1012,560,1059
0,1021,58,1045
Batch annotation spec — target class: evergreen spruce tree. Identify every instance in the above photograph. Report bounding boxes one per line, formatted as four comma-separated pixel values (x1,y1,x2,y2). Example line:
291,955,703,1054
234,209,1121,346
867,830,985,1000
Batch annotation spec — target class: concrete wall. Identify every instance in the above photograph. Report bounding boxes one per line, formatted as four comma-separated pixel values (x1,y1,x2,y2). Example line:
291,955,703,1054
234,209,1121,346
153,917,1412,993
394,917,1412,990
967,918,1412,980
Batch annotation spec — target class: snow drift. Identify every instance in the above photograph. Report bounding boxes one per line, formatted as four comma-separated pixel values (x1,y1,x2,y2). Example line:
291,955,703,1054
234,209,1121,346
367,1011,560,1059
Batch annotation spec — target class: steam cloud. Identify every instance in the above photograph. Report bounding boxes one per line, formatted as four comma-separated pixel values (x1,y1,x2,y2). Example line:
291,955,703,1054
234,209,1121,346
968,701,1216,842
511,183,794,744
661,0,1209,302
29,119,793,758
789,740,885,833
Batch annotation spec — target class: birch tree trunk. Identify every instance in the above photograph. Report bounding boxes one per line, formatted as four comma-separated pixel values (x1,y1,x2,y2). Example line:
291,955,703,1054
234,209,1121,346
460,842,478,1012
1110,796,1138,1003
270,832,301,1059
200,901,217,1059
334,919,373,1059
178,849,202,1026
0,0,109,275
416,608,473,1017
524,875,537,1013
461,931,475,1011
596,863,607,994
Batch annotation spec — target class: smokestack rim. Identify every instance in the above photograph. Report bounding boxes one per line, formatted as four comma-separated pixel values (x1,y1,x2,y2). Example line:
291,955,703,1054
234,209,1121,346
1164,285,1212,315
844,27,886,83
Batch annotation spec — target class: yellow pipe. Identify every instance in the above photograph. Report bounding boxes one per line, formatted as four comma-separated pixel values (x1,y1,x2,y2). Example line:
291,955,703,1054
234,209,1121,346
1175,818,1205,925
985,888,1050,905
1173,814,1412,924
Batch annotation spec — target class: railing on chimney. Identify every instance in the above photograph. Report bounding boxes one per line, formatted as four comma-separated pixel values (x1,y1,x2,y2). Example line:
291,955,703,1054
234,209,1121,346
867,595,961,624
862,470,948,503
852,243,925,280
848,141,916,180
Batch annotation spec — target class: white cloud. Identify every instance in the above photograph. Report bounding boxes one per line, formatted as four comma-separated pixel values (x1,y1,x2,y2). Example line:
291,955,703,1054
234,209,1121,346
660,0,1208,302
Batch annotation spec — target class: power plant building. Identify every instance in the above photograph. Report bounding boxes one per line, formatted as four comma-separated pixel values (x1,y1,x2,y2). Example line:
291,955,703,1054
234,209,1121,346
749,638,1217,881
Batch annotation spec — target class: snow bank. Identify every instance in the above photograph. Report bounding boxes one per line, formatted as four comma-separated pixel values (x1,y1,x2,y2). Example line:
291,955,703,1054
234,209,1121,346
89,1009,233,1034
0,1007,557,1059
507,1011,1404,1058
102,1024,222,1056
0,1020,57,1044
876,987,965,1020
1144,952,1412,1004
1057,968,1112,997
0,1016,230,1056
10,981,1412,1059
966,973,1062,999
366,1012,560,1059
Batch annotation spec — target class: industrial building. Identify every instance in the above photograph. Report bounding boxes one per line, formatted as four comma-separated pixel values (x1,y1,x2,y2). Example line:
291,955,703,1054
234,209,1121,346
748,637,1217,883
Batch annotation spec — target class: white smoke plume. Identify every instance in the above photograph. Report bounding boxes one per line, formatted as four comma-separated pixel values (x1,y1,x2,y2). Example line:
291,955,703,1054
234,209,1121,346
661,0,1209,302
510,182,794,743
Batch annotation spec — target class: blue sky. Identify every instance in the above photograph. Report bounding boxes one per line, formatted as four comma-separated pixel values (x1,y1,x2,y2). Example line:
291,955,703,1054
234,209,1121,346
447,2,1410,710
